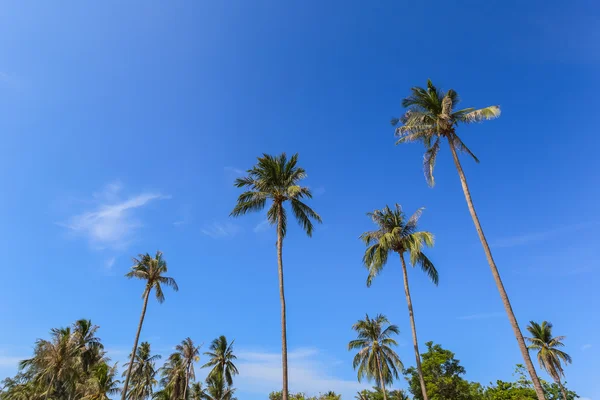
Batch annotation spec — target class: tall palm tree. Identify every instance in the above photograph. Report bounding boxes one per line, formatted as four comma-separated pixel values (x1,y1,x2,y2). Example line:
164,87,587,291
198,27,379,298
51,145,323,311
81,362,121,400
360,204,437,400
348,314,403,400
202,336,238,387
393,80,545,400
230,153,321,400
175,338,201,400
123,342,161,400
122,251,179,400
203,373,236,400
526,321,572,400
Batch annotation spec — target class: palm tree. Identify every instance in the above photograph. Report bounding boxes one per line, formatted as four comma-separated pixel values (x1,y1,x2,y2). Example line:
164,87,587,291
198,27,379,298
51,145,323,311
123,342,161,400
202,336,238,387
348,314,403,400
230,153,321,400
20,327,80,400
81,362,121,400
526,321,572,400
73,319,104,375
190,382,207,400
175,338,201,400
159,353,187,400
393,80,545,400
122,251,179,400
203,373,236,400
360,204,436,400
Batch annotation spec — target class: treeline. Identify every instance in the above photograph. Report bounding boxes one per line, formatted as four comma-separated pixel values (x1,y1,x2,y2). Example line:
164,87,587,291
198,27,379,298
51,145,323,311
0,319,238,400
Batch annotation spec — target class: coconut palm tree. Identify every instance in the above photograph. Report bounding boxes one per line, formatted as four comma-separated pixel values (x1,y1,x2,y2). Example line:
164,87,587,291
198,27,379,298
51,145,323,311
526,321,572,400
158,353,187,400
81,362,121,400
202,336,238,387
19,327,80,400
348,314,403,400
73,319,104,375
190,382,207,400
122,251,179,400
393,80,545,400
203,373,236,400
230,153,321,400
175,338,201,400
123,342,161,400
360,204,436,400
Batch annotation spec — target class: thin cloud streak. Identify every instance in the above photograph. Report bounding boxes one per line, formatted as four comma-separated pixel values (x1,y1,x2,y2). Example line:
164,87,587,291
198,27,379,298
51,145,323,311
458,312,504,320
254,219,271,233
224,166,245,175
201,222,241,239
581,344,592,351
491,222,593,248
60,182,169,249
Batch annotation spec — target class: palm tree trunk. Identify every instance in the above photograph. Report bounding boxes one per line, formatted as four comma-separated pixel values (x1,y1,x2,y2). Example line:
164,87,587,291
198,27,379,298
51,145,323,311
558,379,568,400
44,375,55,400
183,364,191,400
375,352,388,400
122,287,151,400
448,139,545,400
277,205,289,400
399,253,429,400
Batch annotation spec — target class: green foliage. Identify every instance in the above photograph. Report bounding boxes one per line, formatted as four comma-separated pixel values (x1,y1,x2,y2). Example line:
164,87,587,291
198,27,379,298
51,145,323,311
348,314,403,388
392,79,500,186
404,341,474,400
355,387,410,400
126,251,179,303
268,390,341,400
360,205,437,287
123,341,161,399
202,336,239,387
525,321,571,384
230,152,322,238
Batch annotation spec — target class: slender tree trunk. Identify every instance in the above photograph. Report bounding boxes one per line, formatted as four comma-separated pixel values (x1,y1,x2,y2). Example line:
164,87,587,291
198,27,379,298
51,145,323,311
183,364,191,400
44,375,55,400
448,139,545,400
558,379,568,400
277,205,289,400
375,352,388,400
122,287,151,400
399,253,429,400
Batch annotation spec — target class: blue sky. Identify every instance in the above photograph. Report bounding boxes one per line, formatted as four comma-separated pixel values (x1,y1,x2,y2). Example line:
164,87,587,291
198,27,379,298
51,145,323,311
1,1,599,399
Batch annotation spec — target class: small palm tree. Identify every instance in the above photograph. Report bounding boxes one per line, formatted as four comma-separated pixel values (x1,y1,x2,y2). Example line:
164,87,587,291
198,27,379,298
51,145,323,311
348,314,403,400
203,373,236,400
202,336,238,387
73,319,104,375
361,204,436,400
81,362,121,400
159,353,187,400
393,80,544,400
190,382,207,400
122,251,179,400
123,342,161,400
231,153,321,400
526,321,572,400
176,337,201,400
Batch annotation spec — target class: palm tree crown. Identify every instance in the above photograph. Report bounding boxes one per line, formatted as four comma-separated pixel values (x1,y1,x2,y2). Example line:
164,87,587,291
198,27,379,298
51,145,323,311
348,314,403,386
123,342,161,400
392,79,500,186
526,321,572,382
361,204,437,286
202,336,238,387
126,251,179,302
230,153,322,236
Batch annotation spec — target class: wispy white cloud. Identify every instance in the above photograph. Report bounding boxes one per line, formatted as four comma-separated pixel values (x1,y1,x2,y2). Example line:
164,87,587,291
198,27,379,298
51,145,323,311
0,355,22,368
458,312,504,320
313,186,326,197
201,222,241,239
105,257,116,269
581,344,592,351
60,182,169,249
254,219,271,233
235,347,367,398
491,223,593,248
224,166,245,175
173,205,193,227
